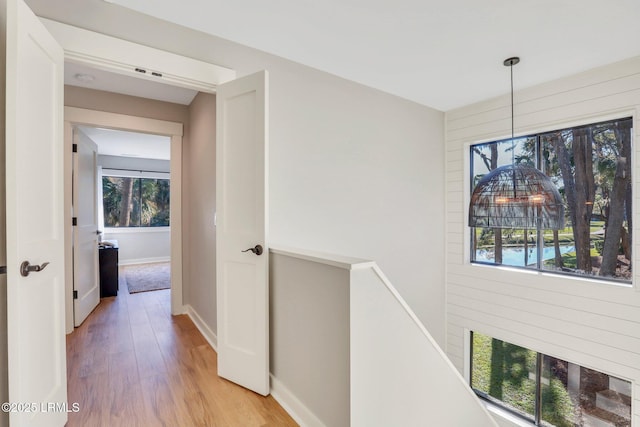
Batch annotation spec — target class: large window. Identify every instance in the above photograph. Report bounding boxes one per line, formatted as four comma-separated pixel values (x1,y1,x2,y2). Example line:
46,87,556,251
470,117,633,283
471,331,632,427
102,175,170,227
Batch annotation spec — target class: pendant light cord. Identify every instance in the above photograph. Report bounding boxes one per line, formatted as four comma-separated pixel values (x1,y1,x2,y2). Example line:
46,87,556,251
503,56,519,158
504,57,520,198
510,63,514,142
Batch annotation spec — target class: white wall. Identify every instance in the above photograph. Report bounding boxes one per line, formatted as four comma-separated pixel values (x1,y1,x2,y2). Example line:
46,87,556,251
445,56,640,426
99,154,169,173
35,2,447,342
102,228,170,265
270,250,351,427
266,67,445,343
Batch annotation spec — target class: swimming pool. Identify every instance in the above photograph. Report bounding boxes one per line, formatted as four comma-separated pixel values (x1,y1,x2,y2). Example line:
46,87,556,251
475,245,575,266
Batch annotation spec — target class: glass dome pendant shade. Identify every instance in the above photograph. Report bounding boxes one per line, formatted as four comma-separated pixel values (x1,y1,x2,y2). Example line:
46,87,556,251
468,164,565,229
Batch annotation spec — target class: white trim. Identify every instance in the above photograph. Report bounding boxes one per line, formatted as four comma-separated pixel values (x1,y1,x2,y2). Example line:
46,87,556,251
463,328,472,382
64,107,184,334
270,245,374,270
40,18,235,93
270,375,326,427
169,133,183,316
102,168,170,179
185,304,217,350
64,121,75,333
118,256,170,266
65,106,183,135
482,401,533,427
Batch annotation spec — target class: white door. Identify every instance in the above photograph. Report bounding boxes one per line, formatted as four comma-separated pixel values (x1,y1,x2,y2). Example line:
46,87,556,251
73,128,100,326
4,0,68,425
216,70,269,396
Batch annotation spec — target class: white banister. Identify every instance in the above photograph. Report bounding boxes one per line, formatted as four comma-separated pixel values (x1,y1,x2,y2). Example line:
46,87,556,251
350,264,498,426
269,246,497,427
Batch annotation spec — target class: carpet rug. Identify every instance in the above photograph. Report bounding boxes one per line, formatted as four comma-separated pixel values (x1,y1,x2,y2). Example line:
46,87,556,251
124,262,171,294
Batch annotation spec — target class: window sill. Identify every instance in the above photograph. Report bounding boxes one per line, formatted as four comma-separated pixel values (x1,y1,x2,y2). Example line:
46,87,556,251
481,400,534,427
468,261,634,290
103,227,170,234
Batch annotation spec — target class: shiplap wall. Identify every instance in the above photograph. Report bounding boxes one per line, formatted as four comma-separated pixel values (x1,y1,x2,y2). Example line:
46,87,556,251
445,56,640,426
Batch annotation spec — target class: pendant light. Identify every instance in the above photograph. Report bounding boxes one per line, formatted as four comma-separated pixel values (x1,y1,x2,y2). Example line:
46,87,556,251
468,57,565,230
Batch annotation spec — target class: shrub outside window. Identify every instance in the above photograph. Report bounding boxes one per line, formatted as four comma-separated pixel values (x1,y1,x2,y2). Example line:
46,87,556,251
471,331,632,427
102,176,170,227
470,117,633,283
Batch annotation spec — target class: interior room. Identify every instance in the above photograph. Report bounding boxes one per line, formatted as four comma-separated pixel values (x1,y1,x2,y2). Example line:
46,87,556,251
2,0,640,426
82,125,171,284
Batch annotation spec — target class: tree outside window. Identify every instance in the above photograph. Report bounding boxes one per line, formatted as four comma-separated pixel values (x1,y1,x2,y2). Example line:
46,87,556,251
103,176,170,227
470,117,632,282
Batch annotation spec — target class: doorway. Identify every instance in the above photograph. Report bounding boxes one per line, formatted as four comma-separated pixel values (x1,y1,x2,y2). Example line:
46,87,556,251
72,124,173,326
64,106,184,333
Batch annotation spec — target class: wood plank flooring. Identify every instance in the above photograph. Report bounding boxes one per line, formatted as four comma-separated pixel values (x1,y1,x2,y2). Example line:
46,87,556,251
66,273,298,426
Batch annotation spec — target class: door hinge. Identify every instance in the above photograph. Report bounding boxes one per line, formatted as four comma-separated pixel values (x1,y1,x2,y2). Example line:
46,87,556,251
72,143,78,153
72,217,77,226
73,290,78,299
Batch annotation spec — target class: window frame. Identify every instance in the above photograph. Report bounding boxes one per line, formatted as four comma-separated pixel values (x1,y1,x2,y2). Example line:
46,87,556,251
468,117,634,285
101,168,171,229
469,331,633,427
469,331,540,424
469,134,545,273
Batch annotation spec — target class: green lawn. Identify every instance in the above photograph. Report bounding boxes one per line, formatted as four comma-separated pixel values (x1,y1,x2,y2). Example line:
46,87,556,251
472,332,575,426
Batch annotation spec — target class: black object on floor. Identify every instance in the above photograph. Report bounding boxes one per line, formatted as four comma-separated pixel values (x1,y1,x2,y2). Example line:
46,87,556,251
99,243,119,297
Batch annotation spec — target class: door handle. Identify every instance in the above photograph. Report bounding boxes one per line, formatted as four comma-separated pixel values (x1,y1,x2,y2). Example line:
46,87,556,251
241,245,264,256
20,261,50,277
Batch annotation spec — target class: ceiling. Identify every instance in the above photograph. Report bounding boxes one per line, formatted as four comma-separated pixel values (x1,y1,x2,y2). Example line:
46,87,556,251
78,126,171,160
101,0,640,111
27,0,640,111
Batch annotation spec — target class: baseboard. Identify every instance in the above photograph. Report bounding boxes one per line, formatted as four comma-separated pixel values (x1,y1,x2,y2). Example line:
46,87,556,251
184,305,322,427
184,304,218,351
118,256,170,266
270,375,325,427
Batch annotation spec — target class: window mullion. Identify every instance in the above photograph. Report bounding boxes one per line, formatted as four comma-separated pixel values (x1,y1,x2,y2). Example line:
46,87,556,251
137,178,142,227
534,352,542,425
536,135,543,270
469,147,476,263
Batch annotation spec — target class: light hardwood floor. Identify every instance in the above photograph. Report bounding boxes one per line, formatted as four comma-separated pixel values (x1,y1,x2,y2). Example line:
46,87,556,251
66,273,298,426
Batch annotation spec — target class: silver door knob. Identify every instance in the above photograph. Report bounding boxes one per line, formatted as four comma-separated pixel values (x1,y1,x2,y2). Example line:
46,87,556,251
241,245,263,256
20,261,50,277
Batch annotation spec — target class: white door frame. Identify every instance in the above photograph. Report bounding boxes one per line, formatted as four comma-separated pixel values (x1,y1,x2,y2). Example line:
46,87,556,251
64,107,184,333
44,18,235,332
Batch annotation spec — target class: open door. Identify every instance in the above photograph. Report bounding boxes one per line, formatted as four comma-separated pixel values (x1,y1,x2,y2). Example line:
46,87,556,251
73,127,100,326
216,70,269,395
4,0,68,425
